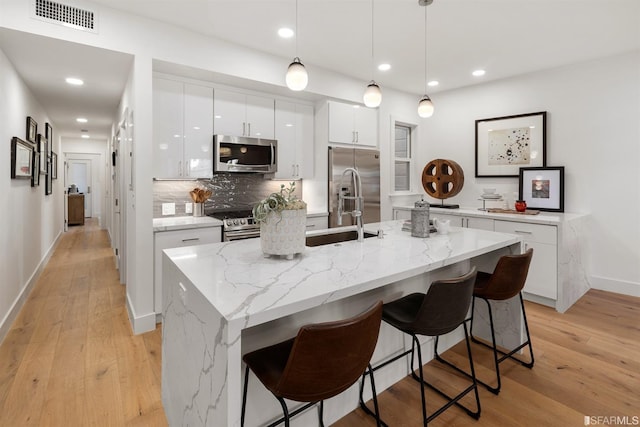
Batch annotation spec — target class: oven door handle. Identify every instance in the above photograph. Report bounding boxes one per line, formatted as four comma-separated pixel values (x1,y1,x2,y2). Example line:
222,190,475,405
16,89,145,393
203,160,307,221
224,230,261,241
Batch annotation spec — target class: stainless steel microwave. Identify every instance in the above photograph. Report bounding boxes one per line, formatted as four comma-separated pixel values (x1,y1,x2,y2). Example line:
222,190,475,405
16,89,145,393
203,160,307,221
213,135,277,173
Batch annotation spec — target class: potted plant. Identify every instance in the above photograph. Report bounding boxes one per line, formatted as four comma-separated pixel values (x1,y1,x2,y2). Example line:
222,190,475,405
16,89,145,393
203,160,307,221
253,182,307,259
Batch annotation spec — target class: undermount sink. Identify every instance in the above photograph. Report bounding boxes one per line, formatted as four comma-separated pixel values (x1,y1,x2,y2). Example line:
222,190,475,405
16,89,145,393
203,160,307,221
305,230,377,247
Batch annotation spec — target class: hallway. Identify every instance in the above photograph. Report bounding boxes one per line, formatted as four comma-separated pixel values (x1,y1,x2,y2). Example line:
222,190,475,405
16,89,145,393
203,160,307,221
0,220,167,426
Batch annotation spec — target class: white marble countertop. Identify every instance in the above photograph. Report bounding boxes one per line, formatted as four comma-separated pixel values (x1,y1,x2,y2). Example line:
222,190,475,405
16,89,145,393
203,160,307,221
394,205,587,225
164,220,522,328
153,216,223,232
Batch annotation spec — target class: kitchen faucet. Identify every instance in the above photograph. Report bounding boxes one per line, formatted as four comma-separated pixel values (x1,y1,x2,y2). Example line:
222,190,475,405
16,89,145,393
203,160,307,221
337,167,364,242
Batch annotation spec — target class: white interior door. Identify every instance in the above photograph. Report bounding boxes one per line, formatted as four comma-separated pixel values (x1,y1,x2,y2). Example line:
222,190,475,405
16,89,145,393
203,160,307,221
68,159,92,217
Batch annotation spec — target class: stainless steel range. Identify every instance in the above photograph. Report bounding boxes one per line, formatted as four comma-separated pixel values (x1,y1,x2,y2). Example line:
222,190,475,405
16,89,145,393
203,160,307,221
208,209,260,241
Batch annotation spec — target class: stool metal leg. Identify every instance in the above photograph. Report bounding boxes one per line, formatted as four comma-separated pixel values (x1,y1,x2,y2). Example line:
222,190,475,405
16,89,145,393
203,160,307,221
468,293,535,394
358,364,386,427
241,365,250,427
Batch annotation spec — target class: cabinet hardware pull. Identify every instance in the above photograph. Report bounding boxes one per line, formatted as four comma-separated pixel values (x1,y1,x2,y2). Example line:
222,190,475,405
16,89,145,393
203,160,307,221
515,230,533,234
248,123,251,135
306,224,316,228
356,131,359,143
243,122,246,136
182,238,200,242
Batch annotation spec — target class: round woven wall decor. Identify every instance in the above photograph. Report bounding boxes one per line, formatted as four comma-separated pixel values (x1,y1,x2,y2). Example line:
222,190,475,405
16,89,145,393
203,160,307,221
421,159,465,200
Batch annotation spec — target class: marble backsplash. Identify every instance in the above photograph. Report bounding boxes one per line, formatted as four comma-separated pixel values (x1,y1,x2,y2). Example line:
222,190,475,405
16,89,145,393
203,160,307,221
153,175,302,217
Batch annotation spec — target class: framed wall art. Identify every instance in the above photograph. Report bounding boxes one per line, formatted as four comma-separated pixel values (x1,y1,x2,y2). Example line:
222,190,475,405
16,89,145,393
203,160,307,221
475,111,546,177
26,116,37,144
45,123,53,158
52,152,58,179
519,166,564,212
45,160,53,195
32,149,40,187
37,134,48,174
11,137,34,179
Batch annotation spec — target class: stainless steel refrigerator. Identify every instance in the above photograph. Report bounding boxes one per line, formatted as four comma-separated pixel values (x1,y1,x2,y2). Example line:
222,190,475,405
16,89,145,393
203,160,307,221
328,146,381,228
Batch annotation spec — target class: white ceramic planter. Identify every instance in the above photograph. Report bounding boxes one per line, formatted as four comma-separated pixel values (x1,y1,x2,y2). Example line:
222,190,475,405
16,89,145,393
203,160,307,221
260,208,307,259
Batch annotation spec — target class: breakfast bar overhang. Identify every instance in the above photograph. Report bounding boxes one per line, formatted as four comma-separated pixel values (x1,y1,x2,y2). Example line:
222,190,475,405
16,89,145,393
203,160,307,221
161,220,524,426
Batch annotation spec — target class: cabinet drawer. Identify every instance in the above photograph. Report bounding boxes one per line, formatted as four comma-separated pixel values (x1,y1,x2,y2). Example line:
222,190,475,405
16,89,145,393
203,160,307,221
306,215,328,231
494,220,556,245
156,226,222,248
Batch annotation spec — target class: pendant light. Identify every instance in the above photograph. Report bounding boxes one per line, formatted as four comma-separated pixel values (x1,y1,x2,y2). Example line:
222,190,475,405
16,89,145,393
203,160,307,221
418,0,434,118
286,0,308,91
363,0,382,108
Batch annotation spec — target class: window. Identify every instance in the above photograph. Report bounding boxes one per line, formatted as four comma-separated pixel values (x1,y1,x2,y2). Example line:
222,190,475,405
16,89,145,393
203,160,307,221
394,123,413,192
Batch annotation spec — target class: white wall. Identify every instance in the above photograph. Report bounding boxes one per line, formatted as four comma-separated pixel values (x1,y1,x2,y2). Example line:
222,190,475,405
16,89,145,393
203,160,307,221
418,51,640,295
0,48,64,341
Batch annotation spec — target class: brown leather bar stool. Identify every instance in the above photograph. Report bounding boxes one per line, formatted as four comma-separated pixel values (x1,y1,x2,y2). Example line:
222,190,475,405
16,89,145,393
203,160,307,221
436,248,535,395
359,268,480,426
240,301,384,427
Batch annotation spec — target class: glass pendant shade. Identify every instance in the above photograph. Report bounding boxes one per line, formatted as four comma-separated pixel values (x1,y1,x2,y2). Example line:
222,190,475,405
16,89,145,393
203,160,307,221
363,81,382,108
286,57,308,91
418,95,434,118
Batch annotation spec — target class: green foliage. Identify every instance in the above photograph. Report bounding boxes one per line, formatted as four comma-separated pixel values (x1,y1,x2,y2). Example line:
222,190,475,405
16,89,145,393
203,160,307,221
253,182,306,224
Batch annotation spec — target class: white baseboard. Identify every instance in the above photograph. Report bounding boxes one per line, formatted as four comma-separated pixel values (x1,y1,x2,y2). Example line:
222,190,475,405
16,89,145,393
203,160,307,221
0,230,62,345
589,275,640,298
126,292,157,335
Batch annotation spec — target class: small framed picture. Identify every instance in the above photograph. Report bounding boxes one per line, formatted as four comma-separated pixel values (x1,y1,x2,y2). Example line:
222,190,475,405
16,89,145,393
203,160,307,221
26,117,37,144
37,134,48,174
52,152,58,179
11,137,34,180
45,123,53,158
32,150,40,187
519,166,564,212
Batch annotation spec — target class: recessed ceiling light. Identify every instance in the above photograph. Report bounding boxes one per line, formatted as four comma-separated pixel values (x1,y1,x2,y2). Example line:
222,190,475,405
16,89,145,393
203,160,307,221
278,27,294,38
76,117,88,123
472,69,486,77
81,134,90,139
378,63,391,71
285,123,294,127
65,77,84,86
193,126,200,130
427,80,439,87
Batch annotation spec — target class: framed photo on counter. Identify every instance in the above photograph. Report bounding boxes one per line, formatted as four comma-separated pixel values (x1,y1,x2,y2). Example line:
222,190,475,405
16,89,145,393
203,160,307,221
475,111,547,177
519,166,564,212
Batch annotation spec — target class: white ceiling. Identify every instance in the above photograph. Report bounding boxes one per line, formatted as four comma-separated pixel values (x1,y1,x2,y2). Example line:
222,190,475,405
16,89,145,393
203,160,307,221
1,0,639,140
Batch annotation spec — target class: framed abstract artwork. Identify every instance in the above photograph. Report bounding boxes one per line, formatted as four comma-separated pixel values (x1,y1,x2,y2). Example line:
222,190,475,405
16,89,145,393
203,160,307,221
475,111,546,177
519,166,564,212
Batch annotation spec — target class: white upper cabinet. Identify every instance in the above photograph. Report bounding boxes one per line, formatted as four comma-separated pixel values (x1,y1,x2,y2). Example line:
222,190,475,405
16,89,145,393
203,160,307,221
153,78,213,179
274,100,314,179
184,84,214,179
328,101,377,147
214,89,275,139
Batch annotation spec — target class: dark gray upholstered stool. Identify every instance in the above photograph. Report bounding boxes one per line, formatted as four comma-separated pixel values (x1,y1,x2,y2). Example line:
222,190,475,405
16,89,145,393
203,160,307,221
437,248,535,395
359,268,480,426
241,301,384,427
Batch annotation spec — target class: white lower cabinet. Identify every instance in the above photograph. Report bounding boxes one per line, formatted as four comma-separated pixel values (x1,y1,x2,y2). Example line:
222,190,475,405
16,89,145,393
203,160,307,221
431,212,494,231
494,220,558,300
154,226,222,314
306,214,328,231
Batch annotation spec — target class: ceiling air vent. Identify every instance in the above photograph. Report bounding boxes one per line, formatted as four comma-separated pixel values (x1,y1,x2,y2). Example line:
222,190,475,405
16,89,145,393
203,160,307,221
32,0,98,33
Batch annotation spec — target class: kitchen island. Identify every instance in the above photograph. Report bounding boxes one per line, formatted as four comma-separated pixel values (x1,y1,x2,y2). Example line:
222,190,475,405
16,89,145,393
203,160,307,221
161,220,523,426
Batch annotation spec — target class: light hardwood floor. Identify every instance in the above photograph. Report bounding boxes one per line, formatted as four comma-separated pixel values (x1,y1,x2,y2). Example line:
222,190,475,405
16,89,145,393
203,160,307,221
0,220,638,426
